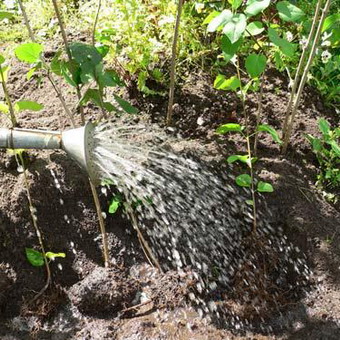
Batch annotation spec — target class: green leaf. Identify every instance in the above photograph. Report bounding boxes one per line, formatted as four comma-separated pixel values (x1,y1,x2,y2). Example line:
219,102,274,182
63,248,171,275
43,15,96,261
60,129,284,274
216,123,243,134
257,124,282,144
329,141,340,156
80,88,103,107
245,54,267,78
268,28,296,57
245,199,254,206
25,248,44,267
0,65,10,82
15,43,43,63
14,101,43,112
109,197,121,214
319,119,330,135
0,11,14,21
50,50,63,76
322,13,340,32
0,102,9,114
207,10,233,32
276,1,305,22
245,0,270,17
221,36,243,63
203,11,220,25
228,0,243,10
236,174,252,187
245,21,264,36
227,155,249,164
0,55,5,65
214,75,241,91
257,181,274,192
113,95,138,114
26,67,37,80
222,13,247,44
45,252,66,260
312,138,322,152
60,60,82,87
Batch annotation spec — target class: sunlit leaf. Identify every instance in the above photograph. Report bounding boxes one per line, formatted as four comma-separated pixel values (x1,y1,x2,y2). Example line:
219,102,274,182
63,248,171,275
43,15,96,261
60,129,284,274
322,13,340,32
245,0,270,17
222,13,247,43
216,123,243,134
14,101,43,112
0,102,9,114
15,43,43,63
245,21,264,36
221,36,243,63
0,55,5,65
113,94,138,114
207,10,233,32
268,28,296,57
109,197,121,214
0,11,14,21
45,252,66,260
214,75,241,91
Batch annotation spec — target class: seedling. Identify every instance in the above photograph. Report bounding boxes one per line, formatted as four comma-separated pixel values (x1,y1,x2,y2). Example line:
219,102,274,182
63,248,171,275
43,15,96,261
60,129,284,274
26,248,66,267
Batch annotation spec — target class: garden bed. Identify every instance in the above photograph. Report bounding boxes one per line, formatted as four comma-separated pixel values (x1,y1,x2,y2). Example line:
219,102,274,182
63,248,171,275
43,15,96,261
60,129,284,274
0,55,339,339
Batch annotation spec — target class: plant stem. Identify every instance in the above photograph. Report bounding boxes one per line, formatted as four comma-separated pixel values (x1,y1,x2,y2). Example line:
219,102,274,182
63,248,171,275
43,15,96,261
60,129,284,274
282,0,322,147
16,0,36,42
166,0,184,126
236,59,257,233
282,0,331,153
51,0,85,124
92,0,102,46
19,152,51,301
0,68,17,126
254,72,265,155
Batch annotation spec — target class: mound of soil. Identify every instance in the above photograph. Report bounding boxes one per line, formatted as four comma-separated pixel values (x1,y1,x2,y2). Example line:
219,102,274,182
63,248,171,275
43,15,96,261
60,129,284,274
0,47,339,340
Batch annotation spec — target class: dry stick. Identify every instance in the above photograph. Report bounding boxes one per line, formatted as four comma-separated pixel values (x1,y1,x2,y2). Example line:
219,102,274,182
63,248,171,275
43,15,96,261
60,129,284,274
51,0,110,267
92,0,102,46
166,0,184,126
282,0,323,146
236,59,257,234
51,0,85,125
282,0,331,153
0,67,17,126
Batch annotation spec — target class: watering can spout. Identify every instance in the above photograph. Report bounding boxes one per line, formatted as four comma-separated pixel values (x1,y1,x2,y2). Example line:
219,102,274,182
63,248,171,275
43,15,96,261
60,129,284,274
0,122,96,179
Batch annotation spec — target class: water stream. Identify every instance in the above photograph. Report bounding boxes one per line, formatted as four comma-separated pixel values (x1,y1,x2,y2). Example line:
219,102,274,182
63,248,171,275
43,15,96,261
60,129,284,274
90,122,310,328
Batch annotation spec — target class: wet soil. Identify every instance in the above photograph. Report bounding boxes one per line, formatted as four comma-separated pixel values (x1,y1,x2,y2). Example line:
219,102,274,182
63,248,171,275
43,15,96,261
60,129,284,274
0,47,339,339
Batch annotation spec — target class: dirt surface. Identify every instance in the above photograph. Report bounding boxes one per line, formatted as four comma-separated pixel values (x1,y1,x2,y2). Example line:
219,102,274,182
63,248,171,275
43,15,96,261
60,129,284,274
0,47,339,340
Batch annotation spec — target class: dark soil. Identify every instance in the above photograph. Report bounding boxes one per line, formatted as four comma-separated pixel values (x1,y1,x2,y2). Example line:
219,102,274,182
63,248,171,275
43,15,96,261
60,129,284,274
0,46,339,340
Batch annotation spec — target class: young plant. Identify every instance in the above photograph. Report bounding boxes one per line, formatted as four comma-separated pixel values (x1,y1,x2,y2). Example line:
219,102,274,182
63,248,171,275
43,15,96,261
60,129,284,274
26,248,66,267
306,118,340,189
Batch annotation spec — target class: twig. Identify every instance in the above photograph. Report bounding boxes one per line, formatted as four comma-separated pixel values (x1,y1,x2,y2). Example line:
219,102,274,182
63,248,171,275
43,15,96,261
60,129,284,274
92,0,102,46
166,0,184,126
121,299,152,313
282,0,328,153
254,71,266,155
16,0,35,42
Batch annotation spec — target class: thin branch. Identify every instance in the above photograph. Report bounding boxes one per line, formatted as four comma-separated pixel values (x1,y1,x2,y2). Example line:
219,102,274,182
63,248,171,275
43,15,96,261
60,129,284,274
92,0,102,46
282,0,331,153
166,0,184,126
16,0,36,42
0,67,17,126
282,0,322,144
254,72,266,155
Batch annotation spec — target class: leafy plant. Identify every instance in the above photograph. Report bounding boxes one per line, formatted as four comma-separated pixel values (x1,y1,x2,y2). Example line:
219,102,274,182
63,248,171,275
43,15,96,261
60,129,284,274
306,118,340,189
26,248,66,267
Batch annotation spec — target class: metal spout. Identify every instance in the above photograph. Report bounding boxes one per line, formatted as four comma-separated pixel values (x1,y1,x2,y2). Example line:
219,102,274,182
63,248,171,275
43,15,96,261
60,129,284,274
0,123,95,177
